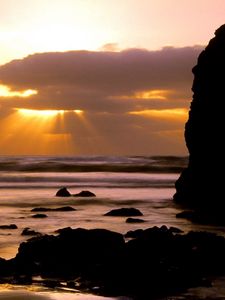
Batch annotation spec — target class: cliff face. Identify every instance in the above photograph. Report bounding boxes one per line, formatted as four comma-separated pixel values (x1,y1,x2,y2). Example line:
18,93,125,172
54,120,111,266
174,24,225,208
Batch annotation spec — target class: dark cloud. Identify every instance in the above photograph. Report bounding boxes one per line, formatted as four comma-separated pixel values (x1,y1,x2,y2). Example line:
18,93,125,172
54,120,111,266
0,46,202,155
0,46,202,112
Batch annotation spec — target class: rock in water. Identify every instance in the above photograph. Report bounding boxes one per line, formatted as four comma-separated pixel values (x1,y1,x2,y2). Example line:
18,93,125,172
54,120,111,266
104,208,143,216
55,187,71,197
73,190,96,197
174,24,225,210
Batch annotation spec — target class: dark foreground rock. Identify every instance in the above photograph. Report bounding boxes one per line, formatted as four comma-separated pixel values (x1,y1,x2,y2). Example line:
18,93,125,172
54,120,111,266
174,24,225,215
176,210,225,225
1,226,225,298
104,207,143,216
21,228,42,236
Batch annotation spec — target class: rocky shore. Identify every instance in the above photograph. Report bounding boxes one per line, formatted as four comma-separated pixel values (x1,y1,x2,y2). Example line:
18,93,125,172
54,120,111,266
1,225,225,299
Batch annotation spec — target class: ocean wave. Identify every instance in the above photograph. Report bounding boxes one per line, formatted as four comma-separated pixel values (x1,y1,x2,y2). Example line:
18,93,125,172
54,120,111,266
0,155,187,173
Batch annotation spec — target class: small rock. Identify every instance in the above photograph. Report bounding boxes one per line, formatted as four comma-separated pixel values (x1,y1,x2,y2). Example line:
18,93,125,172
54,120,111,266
73,190,96,197
56,187,71,197
31,214,48,218
31,206,76,212
104,208,143,217
54,206,76,211
0,224,18,229
126,218,145,223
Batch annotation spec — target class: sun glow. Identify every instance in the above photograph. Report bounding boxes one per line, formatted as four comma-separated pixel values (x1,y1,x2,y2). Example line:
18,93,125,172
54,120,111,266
134,90,171,100
16,108,84,118
0,85,38,98
0,108,86,154
112,89,172,100
129,108,188,121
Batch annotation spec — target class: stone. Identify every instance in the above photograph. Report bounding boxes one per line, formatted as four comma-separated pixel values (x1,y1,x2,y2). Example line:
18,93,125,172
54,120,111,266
31,206,76,212
104,208,143,216
125,217,145,223
0,224,18,229
31,214,48,218
73,190,96,197
55,187,71,197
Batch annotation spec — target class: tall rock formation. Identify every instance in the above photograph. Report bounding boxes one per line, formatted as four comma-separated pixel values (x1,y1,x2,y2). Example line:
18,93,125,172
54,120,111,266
174,24,225,210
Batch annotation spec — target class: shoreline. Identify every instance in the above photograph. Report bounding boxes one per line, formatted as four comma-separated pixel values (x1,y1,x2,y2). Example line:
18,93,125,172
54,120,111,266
1,225,225,299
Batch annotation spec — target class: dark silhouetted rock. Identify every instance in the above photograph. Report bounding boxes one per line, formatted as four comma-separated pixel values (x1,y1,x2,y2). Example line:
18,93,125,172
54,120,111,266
169,226,184,234
21,228,42,236
55,187,71,197
125,217,145,223
104,208,143,217
31,206,76,212
31,214,48,218
55,227,72,234
174,24,225,214
176,210,195,219
73,190,96,197
14,228,125,280
1,226,225,298
0,224,18,229
124,229,144,238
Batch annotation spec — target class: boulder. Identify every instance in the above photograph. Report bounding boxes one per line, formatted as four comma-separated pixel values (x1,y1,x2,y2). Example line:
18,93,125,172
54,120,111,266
55,187,71,197
1,226,225,298
73,190,96,197
104,208,143,217
125,217,145,223
0,224,18,229
31,206,76,212
31,214,48,218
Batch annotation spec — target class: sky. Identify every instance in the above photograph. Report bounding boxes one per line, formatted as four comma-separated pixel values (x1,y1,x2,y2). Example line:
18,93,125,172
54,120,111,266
0,0,224,156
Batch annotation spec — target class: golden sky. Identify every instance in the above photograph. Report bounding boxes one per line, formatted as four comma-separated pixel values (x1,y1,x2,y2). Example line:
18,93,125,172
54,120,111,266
0,0,224,155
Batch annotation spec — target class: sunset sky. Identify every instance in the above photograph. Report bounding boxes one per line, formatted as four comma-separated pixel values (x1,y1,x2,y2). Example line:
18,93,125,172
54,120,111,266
0,0,224,155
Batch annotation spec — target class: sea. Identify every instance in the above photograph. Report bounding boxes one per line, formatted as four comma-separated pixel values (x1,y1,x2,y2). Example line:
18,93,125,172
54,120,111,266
0,155,225,300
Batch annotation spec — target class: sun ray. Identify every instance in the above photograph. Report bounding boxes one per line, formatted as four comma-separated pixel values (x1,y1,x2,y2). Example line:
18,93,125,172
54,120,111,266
0,108,85,154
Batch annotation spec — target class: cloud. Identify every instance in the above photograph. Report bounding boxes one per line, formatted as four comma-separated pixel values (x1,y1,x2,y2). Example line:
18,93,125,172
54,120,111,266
0,46,202,111
0,46,202,155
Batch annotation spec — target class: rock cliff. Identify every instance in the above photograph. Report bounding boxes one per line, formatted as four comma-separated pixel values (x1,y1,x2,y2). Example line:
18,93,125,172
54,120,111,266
174,24,225,210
